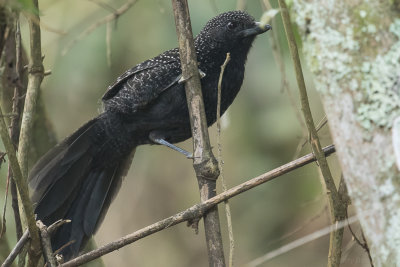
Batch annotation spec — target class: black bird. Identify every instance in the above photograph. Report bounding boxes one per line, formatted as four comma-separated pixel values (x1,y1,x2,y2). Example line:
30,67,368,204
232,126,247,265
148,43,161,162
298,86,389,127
28,10,270,260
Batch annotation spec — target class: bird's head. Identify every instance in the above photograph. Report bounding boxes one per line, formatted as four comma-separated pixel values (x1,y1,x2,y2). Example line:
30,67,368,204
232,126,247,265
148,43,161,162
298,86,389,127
196,11,271,55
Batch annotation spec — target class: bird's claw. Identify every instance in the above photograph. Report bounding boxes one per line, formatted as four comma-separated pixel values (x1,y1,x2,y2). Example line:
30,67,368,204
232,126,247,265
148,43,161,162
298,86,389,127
178,69,206,84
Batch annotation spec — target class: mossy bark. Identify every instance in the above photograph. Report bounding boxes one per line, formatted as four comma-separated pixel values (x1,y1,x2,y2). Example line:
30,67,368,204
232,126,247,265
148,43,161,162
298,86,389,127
290,1,400,266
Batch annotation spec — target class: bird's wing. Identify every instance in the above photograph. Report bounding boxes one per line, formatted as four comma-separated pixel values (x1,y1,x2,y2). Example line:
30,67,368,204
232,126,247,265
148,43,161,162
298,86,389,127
102,48,182,111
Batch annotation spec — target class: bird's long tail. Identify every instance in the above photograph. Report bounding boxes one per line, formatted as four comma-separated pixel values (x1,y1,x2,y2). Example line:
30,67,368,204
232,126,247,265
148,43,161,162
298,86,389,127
28,112,135,260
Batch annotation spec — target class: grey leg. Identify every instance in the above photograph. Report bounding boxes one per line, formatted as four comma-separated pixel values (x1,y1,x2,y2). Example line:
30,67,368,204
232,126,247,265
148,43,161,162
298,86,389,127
150,136,193,159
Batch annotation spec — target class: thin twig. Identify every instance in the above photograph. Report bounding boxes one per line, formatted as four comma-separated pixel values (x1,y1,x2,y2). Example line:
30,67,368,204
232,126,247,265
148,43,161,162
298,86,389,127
53,241,75,257
60,145,336,267
246,215,359,267
1,168,10,239
217,53,235,267
10,17,24,241
62,0,138,55
236,0,247,10
293,115,328,159
262,0,307,136
106,21,112,67
346,214,374,267
208,0,219,14
1,230,29,267
361,231,374,267
87,0,118,13
37,221,56,267
0,103,40,267
277,2,344,266
2,220,71,267
171,1,224,266
47,219,71,235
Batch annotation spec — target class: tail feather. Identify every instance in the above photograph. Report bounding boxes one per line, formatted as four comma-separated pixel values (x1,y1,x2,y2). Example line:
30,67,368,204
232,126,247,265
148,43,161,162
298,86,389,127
29,118,98,206
83,167,117,236
28,113,136,260
52,170,99,256
90,149,135,235
29,119,97,221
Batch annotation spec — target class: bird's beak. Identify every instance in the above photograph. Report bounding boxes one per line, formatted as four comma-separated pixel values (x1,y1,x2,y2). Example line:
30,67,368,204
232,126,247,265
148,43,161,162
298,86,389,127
238,22,271,38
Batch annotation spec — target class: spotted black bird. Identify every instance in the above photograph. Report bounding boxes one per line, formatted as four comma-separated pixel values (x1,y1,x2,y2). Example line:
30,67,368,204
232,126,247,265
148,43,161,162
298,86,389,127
28,11,271,260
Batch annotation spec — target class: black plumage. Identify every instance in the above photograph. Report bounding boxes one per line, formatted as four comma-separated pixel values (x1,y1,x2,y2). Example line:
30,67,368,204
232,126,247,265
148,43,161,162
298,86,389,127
28,11,270,260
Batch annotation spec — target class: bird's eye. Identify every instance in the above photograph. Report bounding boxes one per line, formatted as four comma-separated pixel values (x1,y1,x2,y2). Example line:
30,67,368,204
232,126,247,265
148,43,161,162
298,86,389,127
227,22,237,30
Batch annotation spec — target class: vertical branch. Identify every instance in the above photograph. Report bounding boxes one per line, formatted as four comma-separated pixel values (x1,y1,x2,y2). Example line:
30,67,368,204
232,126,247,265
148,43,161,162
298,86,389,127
10,16,24,241
0,215,13,265
0,105,41,267
16,0,45,265
236,0,246,11
277,1,345,266
36,221,56,267
217,53,235,267
18,0,44,177
170,1,225,266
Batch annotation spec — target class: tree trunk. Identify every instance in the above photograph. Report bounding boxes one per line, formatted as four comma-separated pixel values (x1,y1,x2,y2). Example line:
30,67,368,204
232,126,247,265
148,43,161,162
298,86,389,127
290,1,400,266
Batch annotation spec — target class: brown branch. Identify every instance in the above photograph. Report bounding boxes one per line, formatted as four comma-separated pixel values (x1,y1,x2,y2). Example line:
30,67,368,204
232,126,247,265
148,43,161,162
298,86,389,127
60,145,335,267
36,221,56,267
262,0,307,136
171,1,225,266
62,0,138,56
1,170,10,239
277,1,345,266
9,17,24,241
1,230,29,267
217,53,235,267
361,231,374,267
0,100,40,267
15,0,44,265
236,0,247,10
2,219,71,267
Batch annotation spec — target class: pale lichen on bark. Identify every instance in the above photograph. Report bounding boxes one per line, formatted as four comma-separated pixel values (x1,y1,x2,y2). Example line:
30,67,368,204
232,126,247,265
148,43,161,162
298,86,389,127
290,0,400,265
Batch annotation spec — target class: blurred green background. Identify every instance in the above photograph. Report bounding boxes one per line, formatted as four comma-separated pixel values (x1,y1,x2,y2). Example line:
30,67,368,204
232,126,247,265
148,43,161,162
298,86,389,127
1,0,369,266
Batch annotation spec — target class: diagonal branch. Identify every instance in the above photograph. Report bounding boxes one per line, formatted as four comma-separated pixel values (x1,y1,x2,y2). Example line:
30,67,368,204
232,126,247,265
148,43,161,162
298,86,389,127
17,0,46,265
0,105,39,266
2,219,71,267
60,145,335,267
170,1,224,266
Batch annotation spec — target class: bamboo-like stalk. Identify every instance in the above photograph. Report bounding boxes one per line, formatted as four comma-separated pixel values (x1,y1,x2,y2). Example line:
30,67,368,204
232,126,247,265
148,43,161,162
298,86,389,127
170,1,225,266
277,1,346,266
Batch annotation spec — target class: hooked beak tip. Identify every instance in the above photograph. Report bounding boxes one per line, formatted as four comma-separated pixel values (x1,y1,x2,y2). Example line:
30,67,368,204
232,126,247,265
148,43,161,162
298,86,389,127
255,22,272,32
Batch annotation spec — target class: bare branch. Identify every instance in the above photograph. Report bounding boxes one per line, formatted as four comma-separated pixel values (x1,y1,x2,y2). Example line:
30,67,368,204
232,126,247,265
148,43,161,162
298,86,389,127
2,219,71,267
0,99,40,267
171,1,224,266
16,0,45,264
37,221,56,267
217,53,235,267
60,145,335,267
9,16,24,241
1,230,29,267
236,0,247,11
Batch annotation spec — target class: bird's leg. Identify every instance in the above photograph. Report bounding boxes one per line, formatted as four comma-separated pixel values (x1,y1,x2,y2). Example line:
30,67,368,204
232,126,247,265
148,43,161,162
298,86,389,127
149,135,193,159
